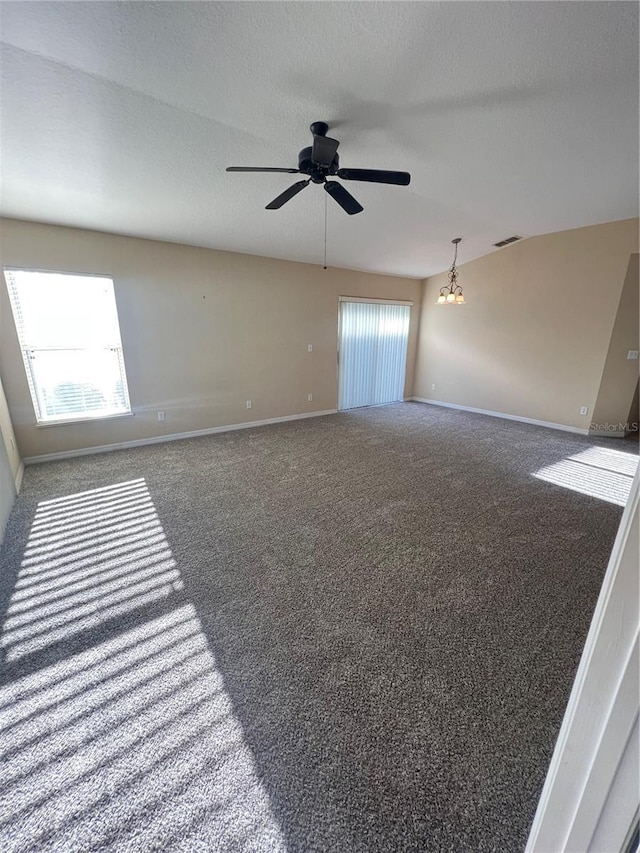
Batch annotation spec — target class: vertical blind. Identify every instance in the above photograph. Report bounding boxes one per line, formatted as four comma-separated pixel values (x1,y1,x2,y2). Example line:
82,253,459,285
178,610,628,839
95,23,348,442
338,299,411,410
4,269,131,424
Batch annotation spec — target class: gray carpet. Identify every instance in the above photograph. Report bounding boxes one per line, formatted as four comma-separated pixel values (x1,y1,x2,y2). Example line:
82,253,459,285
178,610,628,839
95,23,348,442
0,402,637,853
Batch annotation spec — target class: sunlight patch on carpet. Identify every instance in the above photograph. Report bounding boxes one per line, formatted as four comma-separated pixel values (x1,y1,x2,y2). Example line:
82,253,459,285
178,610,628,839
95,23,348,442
0,480,287,853
533,446,638,506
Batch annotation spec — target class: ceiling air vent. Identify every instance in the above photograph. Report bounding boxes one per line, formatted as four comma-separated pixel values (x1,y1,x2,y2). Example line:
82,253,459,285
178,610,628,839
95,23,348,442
493,235,523,248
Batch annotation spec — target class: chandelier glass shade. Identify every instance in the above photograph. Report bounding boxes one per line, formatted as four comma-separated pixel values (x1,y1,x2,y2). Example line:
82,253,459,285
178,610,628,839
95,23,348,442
436,238,465,305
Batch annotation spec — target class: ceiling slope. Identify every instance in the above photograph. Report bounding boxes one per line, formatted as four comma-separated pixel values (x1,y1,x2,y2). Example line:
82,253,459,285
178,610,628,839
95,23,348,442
0,1,638,277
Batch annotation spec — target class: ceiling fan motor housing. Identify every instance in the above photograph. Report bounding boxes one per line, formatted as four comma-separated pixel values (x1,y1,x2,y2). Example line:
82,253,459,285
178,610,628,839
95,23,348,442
298,147,339,182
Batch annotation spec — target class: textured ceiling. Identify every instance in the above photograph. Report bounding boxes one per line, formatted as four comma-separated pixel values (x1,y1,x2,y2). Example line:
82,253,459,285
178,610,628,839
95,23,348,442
0,1,638,277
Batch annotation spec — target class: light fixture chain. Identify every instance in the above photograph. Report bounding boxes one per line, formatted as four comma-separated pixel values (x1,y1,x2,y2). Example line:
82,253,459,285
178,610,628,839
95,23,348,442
323,192,328,270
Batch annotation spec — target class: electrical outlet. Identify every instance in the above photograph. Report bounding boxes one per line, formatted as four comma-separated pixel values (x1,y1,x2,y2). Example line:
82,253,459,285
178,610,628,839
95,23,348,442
307,344,313,352
307,393,313,402
431,383,436,391
157,411,165,422
580,406,588,416
627,350,639,360
246,400,252,410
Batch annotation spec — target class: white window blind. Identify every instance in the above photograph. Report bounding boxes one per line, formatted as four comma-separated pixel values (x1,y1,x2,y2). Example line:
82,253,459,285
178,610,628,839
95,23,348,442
4,269,131,424
338,300,410,410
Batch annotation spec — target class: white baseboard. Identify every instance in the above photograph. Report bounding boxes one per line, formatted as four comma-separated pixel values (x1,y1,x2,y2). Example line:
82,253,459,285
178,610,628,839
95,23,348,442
14,460,24,492
410,397,590,435
23,409,338,465
589,429,626,438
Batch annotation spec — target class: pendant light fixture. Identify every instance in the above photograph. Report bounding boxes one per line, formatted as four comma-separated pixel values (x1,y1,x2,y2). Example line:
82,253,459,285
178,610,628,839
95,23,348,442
436,238,465,304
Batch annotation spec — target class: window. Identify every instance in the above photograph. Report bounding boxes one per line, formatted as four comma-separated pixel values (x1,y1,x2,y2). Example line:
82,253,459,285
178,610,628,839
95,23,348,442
4,269,131,424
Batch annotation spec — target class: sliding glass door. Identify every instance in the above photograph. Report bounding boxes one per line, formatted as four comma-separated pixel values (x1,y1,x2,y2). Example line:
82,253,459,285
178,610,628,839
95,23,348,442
338,298,411,411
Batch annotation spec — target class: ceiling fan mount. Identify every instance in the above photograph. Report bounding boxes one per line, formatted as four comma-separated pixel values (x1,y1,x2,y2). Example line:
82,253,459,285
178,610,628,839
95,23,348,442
308,121,329,137
226,121,411,215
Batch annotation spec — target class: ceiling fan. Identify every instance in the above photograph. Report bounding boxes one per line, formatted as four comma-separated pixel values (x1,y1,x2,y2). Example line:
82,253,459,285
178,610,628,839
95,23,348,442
226,121,411,215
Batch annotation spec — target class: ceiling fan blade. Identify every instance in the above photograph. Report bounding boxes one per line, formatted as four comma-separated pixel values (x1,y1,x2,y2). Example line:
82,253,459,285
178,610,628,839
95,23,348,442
324,181,363,215
311,135,339,167
226,167,300,173
265,179,311,210
337,168,411,186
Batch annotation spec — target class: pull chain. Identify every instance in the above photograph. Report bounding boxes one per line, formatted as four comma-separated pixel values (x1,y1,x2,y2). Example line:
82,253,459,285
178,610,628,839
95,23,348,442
323,192,328,270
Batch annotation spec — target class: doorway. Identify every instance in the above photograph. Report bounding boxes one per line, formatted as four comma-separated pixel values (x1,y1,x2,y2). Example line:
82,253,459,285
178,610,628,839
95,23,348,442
338,297,411,411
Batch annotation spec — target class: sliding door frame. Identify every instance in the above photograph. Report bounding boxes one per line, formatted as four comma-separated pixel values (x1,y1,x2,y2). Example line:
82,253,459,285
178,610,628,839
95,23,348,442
336,296,414,412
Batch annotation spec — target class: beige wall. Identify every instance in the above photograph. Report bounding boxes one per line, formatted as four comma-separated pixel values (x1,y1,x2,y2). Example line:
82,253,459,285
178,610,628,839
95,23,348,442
591,254,639,432
627,380,639,430
0,218,421,459
414,218,639,430
0,280,22,542
0,374,21,542
0,372,21,482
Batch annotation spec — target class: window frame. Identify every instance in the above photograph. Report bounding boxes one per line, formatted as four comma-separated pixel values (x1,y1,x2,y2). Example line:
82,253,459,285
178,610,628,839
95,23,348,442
3,267,133,427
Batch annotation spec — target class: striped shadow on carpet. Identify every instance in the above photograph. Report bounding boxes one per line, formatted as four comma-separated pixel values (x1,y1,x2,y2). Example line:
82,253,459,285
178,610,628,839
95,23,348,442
0,402,637,852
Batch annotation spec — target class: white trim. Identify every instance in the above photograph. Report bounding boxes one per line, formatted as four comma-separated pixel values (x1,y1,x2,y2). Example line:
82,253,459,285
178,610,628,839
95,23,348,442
345,400,406,410
23,409,338,464
621,806,639,853
526,471,640,852
410,397,590,435
36,411,134,429
565,642,638,851
3,266,113,280
589,429,626,438
339,296,414,306
14,460,24,493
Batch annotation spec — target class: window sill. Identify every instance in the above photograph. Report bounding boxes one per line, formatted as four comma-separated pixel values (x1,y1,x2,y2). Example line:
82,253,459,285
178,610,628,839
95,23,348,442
35,411,134,429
